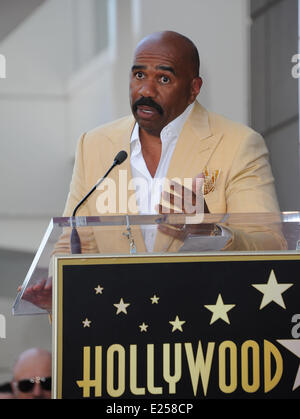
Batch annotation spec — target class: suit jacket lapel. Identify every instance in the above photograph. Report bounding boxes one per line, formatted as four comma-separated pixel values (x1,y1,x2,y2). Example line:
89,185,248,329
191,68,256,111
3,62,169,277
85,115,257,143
166,102,223,180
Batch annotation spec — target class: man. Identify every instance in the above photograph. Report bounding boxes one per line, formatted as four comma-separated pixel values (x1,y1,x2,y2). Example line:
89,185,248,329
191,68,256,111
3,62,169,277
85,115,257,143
21,31,286,310
11,348,51,399
59,30,284,253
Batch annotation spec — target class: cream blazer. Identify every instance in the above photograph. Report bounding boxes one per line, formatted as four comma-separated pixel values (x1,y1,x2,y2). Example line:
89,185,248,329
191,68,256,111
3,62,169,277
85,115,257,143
55,101,286,254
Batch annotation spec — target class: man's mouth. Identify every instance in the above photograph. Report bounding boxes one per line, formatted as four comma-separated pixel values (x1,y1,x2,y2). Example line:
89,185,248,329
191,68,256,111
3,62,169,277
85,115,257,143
133,98,164,116
138,105,158,114
136,105,161,120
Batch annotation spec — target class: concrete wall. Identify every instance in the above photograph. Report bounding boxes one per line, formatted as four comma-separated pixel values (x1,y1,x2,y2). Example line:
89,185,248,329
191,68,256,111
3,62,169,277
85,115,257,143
0,0,46,41
251,0,300,211
137,0,250,126
0,0,75,256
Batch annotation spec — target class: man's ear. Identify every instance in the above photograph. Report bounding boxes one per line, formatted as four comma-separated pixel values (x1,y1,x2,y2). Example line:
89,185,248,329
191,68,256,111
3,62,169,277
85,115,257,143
189,77,203,103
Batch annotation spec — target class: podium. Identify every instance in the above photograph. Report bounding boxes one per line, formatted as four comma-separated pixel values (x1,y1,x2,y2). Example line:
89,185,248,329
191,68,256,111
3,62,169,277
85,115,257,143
13,213,300,399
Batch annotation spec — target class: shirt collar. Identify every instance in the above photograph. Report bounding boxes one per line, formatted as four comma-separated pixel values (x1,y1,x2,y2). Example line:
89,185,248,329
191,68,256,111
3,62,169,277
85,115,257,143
130,102,194,146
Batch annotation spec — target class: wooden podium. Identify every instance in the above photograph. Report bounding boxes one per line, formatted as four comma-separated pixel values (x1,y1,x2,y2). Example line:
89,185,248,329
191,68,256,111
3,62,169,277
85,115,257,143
13,214,300,399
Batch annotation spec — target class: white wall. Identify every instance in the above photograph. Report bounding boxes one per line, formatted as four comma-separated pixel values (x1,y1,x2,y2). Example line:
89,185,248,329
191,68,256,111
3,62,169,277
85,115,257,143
0,0,74,252
67,0,135,155
67,48,115,157
136,0,250,125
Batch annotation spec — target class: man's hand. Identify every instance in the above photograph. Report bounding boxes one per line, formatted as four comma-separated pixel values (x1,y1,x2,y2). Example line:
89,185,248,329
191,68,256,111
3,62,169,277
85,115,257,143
156,174,210,241
18,278,52,312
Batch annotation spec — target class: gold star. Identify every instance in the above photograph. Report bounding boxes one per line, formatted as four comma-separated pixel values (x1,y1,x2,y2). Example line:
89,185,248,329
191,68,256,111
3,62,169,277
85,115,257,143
95,285,104,294
114,298,130,315
150,294,159,304
82,318,91,328
139,322,149,332
252,270,293,309
204,294,235,325
169,315,186,332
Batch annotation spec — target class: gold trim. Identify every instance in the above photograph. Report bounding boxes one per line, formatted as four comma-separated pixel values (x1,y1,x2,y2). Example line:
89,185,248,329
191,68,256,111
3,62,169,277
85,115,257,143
52,251,300,399
57,260,63,399
55,251,300,266
52,257,64,399
51,256,57,399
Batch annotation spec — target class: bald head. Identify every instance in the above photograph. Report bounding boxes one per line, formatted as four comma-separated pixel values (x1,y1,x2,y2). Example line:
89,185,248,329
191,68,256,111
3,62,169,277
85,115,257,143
13,348,51,376
135,31,200,78
12,348,51,399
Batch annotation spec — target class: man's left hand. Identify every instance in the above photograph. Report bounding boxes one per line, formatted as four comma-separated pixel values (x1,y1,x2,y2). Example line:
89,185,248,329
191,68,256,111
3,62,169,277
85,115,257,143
156,175,210,241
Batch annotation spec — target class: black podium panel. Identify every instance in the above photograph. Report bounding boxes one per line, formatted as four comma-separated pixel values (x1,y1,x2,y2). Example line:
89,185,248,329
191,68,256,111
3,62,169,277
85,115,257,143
53,254,300,399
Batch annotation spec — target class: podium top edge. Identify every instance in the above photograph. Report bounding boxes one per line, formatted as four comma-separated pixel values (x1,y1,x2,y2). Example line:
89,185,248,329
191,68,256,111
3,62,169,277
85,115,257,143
51,212,300,227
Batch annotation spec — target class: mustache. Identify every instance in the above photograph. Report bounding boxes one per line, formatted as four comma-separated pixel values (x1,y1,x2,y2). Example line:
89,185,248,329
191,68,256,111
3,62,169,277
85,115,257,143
132,97,164,115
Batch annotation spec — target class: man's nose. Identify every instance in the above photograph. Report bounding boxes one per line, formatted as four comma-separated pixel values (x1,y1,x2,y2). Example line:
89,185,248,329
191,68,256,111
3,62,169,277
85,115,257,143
138,79,157,98
32,382,43,398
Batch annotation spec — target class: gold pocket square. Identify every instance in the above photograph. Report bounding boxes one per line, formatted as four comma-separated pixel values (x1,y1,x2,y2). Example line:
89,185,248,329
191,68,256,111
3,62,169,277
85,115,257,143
203,168,221,195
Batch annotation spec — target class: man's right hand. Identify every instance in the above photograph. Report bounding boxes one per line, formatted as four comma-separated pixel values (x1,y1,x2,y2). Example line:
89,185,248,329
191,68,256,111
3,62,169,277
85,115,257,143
18,278,52,312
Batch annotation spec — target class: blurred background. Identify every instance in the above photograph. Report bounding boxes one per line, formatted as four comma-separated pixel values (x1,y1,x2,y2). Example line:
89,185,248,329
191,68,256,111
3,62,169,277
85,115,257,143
0,0,299,384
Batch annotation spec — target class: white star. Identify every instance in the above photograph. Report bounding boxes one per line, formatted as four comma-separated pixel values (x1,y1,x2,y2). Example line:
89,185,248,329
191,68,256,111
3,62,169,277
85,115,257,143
139,322,149,332
150,294,159,304
277,339,300,390
204,294,235,325
114,298,130,315
82,318,91,328
252,270,293,309
95,285,104,295
169,315,186,332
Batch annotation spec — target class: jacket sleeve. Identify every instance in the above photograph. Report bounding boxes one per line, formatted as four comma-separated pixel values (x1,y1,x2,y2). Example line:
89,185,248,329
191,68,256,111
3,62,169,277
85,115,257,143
225,132,280,213
222,132,287,250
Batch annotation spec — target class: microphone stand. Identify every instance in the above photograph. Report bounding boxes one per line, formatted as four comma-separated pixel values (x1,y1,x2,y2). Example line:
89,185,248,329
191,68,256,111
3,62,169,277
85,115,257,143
70,151,127,254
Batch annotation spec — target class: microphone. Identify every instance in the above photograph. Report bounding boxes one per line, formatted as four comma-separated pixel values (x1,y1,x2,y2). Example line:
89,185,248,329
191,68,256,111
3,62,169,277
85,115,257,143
113,150,127,166
70,150,128,254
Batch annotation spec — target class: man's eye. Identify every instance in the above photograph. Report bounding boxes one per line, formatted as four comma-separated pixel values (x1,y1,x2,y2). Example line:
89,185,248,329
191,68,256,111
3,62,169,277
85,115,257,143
160,75,170,84
135,72,145,80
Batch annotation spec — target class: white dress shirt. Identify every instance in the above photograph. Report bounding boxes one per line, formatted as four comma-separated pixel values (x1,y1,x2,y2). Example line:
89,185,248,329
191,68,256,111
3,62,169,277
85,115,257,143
130,103,194,251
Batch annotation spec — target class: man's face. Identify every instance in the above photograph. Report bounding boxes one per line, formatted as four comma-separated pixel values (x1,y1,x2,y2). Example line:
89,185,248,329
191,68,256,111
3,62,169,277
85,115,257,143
12,353,52,399
129,39,201,137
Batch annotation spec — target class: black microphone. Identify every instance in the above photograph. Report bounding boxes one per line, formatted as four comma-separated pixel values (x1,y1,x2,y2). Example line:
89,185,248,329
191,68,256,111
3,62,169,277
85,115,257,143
70,150,128,254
